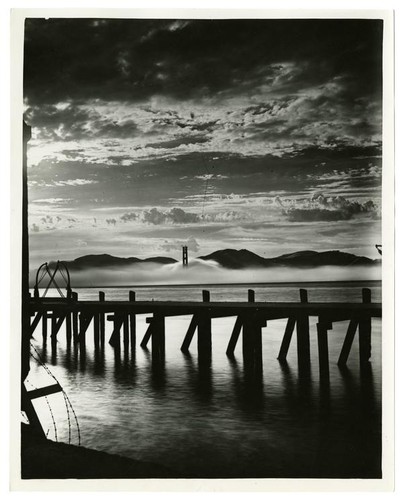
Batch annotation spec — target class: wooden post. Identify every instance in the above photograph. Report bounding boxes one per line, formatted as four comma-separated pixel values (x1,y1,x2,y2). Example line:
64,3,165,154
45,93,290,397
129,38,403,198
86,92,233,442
51,314,66,339
317,320,330,379
140,317,154,348
65,312,72,344
277,317,296,361
29,312,42,337
79,313,86,350
93,311,100,350
123,315,129,354
51,313,57,339
242,313,264,375
248,289,255,303
99,291,105,348
296,289,310,369
42,311,48,341
359,288,372,366
72,311,79,343
151,314,165,364
198,291,211,360
129,291,136,351
198,313,212,360
226,316,243,356
109,315,123,350
181,315,198,353
337,318,359,366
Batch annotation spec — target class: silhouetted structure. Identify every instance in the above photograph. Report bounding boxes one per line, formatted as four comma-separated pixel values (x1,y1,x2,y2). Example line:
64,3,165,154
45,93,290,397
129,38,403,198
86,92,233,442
29,287,380,378
182,246,188,267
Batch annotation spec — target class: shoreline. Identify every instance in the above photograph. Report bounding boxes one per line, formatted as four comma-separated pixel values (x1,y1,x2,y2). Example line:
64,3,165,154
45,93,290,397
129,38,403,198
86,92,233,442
55,279,381,290
21,424,180,479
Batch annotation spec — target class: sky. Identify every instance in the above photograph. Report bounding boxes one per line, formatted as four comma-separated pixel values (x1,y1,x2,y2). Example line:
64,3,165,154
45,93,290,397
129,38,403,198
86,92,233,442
24,17,383,270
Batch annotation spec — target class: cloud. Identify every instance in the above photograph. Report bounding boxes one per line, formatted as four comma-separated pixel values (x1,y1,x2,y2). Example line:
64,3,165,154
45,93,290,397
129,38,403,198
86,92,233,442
143,207,200,225
282,192,380,222
120,212,139,222
160,236,200,253
53,179,98,187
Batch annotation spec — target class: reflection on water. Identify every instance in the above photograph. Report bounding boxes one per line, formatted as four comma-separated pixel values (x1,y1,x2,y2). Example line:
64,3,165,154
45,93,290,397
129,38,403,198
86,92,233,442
28,284,382,478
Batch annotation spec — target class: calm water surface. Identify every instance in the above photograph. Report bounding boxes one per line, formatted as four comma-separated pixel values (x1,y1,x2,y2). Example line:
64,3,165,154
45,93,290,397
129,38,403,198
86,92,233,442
27,282,382,478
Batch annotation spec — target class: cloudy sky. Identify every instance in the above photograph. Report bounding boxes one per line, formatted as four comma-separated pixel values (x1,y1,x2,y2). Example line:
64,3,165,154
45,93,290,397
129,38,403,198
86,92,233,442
24,17,383,269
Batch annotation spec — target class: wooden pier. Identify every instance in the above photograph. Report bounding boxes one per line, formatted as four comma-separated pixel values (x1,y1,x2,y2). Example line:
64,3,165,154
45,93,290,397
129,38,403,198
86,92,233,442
28,288,381,377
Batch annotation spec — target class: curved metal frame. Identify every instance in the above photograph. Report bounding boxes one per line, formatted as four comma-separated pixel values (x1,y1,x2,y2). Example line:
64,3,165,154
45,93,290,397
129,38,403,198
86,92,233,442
34,261,72,299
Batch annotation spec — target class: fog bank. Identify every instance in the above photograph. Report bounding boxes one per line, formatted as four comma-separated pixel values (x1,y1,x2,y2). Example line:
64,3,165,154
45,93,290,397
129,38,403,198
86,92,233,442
30,258,381,288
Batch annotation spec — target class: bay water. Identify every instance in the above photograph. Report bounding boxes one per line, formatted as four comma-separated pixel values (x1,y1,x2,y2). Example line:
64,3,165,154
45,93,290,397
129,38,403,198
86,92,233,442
27,281,382,478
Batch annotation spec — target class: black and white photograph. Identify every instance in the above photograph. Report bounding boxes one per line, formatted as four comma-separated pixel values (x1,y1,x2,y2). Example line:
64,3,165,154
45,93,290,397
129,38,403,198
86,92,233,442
10,8,394,489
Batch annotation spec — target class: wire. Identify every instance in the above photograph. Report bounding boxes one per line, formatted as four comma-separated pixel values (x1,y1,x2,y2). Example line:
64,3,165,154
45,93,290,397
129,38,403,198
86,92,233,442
29,342,81,445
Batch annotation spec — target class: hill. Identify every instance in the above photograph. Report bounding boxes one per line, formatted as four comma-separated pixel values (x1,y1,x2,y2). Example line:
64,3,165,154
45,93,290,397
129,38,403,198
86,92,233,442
60,249,379,272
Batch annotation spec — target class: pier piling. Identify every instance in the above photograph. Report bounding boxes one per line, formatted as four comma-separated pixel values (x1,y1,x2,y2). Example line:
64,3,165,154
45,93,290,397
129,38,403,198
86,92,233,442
359,288,372,366
99,291,105,348
109,315,124,349
140,317,154,348
337,318,359,367
66,313,72,344
277,317,296,362
181,315,198,353
42,311,48,342
198,291,212,359
129,291,136,351
296,289,310,370
151,314,165,363
226,316,243,357
317,320,331,379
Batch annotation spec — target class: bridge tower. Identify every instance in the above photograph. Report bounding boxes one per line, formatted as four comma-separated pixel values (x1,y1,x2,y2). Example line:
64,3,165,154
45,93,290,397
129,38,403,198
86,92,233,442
182,246,188,267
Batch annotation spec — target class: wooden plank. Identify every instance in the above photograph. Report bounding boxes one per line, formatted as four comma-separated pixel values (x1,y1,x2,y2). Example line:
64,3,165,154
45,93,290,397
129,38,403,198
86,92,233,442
337,318,359,366
27,383,63,400
226,316,243,356
277,317,296,361
180,315,198,352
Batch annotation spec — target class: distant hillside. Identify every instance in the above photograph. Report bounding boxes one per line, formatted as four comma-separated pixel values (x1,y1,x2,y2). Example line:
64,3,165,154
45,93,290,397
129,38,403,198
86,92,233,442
198,249,267,269
62,254,177,270
199,249,379,269
60,249,379,272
